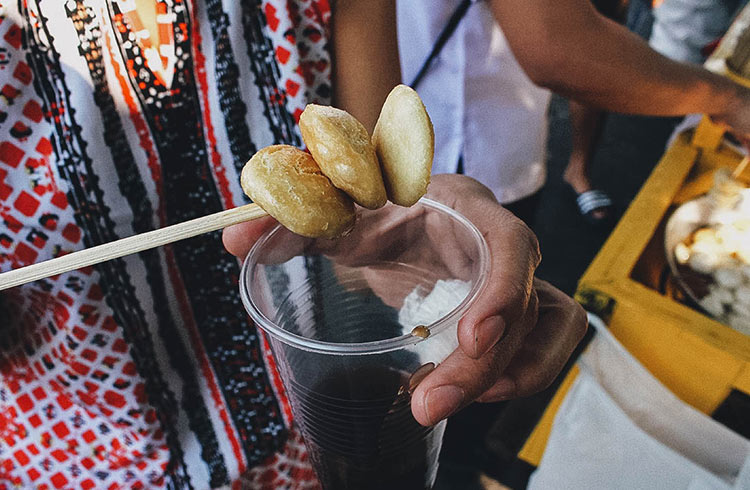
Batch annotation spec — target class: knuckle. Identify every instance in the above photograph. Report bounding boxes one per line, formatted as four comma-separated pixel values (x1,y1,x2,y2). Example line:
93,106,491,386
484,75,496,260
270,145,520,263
505,217,542,269
528,288,540,317
525,232,542,269
505,281,532,321
517,291,539,339
509,279,530,304
436,174,498,204
461,175,498,201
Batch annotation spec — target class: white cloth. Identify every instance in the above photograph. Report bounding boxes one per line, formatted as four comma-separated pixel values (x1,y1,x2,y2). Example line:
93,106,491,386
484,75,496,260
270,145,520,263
397,0,551,204
529,314,750,490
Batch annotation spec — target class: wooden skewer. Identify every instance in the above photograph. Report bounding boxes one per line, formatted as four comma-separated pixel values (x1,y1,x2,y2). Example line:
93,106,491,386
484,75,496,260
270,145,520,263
0,203,268,291
733,155,750,179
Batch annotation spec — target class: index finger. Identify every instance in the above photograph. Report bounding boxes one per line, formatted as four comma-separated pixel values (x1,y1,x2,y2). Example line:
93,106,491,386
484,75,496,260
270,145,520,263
428,175,540,359
459,211,539,358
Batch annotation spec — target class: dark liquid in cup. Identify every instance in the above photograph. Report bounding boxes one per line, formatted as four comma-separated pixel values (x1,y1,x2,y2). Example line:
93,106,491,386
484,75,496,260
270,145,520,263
293,365,438,490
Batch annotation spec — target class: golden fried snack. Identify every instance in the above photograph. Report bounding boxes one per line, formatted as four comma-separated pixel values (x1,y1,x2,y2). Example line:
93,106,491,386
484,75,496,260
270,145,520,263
299,104,387,209
372,85,434,207
241,145,356,239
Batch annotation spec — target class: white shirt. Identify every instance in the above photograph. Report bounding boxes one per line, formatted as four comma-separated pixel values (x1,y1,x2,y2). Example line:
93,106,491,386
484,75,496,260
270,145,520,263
397,0,552,203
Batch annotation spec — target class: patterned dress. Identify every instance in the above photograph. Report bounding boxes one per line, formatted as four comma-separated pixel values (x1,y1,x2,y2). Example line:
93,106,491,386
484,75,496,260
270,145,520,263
0,0,330,488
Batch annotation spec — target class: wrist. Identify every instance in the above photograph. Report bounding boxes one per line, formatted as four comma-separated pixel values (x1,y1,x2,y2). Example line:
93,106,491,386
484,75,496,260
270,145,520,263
707,75,747,127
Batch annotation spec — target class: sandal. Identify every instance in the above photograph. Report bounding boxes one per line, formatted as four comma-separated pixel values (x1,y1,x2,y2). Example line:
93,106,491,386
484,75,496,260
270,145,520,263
573,188,614,226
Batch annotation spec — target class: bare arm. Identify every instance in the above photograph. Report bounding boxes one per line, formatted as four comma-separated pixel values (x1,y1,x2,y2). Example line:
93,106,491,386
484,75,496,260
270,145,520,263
331,0,402,132
488,0,748,126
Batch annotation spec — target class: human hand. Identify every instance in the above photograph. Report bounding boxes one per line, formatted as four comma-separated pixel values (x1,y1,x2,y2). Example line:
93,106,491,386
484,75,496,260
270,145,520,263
222,174,588,426
408,174,588,426
712,83,750,149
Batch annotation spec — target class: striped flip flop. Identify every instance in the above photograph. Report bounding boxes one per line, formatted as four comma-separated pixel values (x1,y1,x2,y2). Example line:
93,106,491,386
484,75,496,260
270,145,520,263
575,189,613,225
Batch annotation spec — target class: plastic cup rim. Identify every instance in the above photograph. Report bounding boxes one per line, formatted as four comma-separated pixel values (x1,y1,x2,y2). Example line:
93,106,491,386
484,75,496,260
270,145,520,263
239,197,491,355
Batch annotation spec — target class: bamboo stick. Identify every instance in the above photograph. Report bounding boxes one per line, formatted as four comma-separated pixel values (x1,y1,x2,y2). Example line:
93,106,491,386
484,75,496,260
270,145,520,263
0,203,268,291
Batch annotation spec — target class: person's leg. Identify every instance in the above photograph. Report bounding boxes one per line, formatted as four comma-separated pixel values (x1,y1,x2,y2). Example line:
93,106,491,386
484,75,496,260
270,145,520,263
563,100,609,221
561,0,625,224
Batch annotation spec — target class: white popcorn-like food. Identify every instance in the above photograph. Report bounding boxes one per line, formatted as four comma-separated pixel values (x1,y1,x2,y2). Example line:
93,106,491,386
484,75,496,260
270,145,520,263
714,267,744,289
690,238,722,258
677,220,750,335
733,301,750,319
687,251,721,274
699,294,725,317
708,285,734,305
736,286,750,306
674,243,691,264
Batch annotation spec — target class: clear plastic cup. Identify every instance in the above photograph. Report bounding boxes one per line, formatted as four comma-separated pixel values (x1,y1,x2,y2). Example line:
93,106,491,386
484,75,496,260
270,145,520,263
240,198,490,490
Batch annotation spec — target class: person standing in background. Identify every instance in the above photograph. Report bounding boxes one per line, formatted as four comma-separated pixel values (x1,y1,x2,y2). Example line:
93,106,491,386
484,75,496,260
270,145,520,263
397,0,551,226
398,0,750,228
0,1,586,488
0,1,344,487
397,0,626,227
562,0,628,226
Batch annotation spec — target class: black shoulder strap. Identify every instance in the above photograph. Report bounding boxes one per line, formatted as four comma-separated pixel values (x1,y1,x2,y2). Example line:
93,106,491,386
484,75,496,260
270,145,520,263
409,0,475,89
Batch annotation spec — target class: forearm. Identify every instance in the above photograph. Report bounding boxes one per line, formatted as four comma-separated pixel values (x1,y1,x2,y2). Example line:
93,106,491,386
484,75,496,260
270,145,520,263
331,0,401,132
489,0,744,120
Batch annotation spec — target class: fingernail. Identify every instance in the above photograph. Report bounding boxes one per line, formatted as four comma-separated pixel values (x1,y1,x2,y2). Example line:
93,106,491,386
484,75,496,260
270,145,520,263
424,385,465,424
473,315,505,358
409,363,436,395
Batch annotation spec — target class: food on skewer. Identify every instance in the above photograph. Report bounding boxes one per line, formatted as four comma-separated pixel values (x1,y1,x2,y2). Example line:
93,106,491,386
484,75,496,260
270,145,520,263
299,104,387,209
241,145,356,239
0,86,438,289
373,85,435,207
241,85,436,238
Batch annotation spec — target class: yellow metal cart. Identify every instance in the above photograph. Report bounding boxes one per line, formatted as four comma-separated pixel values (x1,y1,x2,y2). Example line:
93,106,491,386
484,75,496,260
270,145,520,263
519,10,750,461
521,118,750,466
